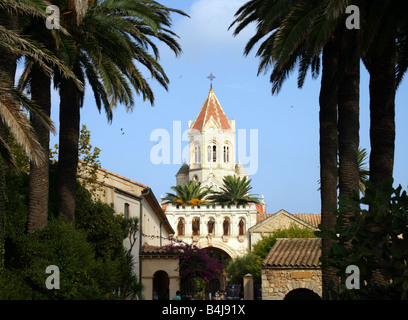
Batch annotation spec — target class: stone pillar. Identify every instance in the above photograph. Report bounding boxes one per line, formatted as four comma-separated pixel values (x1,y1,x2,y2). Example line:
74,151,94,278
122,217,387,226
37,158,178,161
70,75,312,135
243,273,254,300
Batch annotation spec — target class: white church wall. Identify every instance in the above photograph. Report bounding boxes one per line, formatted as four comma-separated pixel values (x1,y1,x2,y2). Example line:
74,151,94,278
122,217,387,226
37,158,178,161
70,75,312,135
165,203,258,258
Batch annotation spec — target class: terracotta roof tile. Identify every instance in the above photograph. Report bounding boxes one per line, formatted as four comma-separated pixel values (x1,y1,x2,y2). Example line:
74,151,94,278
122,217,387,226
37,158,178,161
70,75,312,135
263,238,321,269
256,213,273,223
293,214,321,229
140,243,179,256
191,88,232,131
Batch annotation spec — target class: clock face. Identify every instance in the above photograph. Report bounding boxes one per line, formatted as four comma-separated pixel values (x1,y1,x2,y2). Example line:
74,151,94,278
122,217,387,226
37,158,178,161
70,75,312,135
209,127,214,132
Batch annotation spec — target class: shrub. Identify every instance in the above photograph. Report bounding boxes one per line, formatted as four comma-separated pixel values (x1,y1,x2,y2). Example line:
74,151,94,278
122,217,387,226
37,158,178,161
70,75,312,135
1,168,141,299
317,180,408,299
12,218,120,299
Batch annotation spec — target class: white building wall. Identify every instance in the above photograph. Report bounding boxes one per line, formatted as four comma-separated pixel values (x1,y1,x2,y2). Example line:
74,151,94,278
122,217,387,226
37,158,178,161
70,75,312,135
165,203,258,258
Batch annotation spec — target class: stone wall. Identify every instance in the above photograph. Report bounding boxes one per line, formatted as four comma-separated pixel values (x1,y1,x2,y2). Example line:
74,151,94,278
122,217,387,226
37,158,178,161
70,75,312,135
261,268,322,300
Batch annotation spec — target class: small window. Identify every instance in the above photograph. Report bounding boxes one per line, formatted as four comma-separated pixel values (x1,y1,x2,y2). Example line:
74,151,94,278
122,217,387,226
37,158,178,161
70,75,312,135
207,143,217,163
194,145,201,164
207,145,212,162
223,146,230,163
124,203,130,219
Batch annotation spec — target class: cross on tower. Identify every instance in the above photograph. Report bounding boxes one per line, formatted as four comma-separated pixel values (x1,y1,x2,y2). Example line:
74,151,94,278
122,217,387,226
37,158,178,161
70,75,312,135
207,73,215,89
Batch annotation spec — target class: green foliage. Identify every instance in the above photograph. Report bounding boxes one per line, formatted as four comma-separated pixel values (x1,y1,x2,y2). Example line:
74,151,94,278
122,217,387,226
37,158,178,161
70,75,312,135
163,180,213,207
317,179,408,299
75,184,126,260
207,175,260,205
1,166,142,299
225,252,254,285
77,125,106,201
247,223,316,282
4,172,30,240
7,135,30,174
2,218,120,299
51,124,106,201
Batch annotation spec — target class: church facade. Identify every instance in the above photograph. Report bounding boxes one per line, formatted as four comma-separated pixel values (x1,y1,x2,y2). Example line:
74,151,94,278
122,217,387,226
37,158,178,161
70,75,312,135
164,86,264,260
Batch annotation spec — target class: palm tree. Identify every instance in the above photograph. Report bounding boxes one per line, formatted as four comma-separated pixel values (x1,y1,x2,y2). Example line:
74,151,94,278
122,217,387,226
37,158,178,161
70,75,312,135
0,0,79,267
0,0,75,166
47,0,186,221
357,148,369,196
229,0,356,296
19,12,55,233
162,180,212,207
318,147,370,196
207,175,260,206
362,1,408,191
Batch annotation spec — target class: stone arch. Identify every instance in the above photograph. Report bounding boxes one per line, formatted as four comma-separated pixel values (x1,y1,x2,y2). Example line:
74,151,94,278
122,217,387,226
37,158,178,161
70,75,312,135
200,241,237,259
284,288,322,300
286,279,322,298
201,246,232,294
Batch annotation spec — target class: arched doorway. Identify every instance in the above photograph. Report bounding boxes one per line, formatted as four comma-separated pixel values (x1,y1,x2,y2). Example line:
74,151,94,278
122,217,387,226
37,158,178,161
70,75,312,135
178,246,231,299
284,288,322,300
153,270,169,300
204,247,231,298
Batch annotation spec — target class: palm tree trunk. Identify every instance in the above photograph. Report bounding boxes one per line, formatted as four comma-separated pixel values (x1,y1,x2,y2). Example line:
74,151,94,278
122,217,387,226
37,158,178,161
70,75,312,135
28,65,51,233
368,32,396,287
337,28,360,214
0,9,18,270
368,34,396,189
57,78,81,222
319,34,339,299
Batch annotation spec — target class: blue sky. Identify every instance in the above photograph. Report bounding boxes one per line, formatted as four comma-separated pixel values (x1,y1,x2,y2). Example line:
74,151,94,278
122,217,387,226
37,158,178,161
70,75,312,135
47,0,408,214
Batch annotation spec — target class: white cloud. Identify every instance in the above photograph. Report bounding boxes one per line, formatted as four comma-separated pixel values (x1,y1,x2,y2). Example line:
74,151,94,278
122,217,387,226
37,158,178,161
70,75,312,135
169,0,256,60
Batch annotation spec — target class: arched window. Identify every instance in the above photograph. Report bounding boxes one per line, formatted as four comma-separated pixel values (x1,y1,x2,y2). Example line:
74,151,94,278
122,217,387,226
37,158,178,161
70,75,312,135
192,217,200,236
207,143,217,163
223,146,230,163
194,144,201,164
177,218,185,236
124,203,130,219
238,218,245,236
223,218,230,236
207,218,215,235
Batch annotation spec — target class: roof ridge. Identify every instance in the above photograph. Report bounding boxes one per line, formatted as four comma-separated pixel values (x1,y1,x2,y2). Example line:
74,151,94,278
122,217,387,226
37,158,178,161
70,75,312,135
97,166,148,189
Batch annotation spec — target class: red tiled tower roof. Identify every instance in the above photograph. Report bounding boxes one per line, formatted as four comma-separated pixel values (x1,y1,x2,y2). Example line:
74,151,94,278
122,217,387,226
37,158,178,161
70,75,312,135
191,88,232,131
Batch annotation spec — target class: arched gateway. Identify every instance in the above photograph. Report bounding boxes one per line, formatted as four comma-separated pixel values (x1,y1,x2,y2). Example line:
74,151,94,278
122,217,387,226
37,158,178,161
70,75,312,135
180,246,232,297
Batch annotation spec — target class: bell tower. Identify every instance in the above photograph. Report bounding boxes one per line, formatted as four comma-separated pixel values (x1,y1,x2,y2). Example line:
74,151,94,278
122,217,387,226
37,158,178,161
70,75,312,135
175,83,248,191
